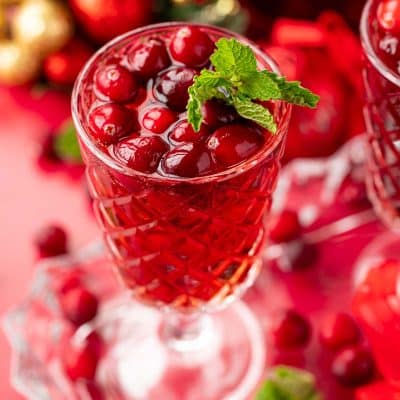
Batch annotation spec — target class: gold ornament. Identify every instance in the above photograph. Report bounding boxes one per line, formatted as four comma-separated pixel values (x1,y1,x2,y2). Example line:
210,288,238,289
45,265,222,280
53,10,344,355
0,40,41,84
12,0,73,57
0,8,6,39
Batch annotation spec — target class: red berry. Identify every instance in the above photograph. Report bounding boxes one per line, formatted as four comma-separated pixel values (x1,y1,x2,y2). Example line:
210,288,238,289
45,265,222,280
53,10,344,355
207,123,265,167
272,309,312,349
114,136,169,173
153,67,197,111
332,346,375,387
94,64,137,102
127,38,170,79
169,119,209,143
141,106,177,134
169,26,214,68
60,286,99,326
161,143,214,177
62,339,99,381
320,313,361,350
34,224,68,257
88,104,135,145
43,38,93,86
269,209,301,243
377,0,400,33
201,99,239,129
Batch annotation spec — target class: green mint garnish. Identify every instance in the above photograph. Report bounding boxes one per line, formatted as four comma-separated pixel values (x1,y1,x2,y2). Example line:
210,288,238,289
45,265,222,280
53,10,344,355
255,366,323,400
54,120,82,164
187,38,320,133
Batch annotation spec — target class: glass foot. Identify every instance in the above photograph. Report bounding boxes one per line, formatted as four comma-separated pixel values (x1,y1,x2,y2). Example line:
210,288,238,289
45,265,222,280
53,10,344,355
86,295,265,400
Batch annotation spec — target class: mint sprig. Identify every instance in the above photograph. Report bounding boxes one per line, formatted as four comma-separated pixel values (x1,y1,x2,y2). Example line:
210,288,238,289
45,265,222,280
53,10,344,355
54,120,82,164
255,366,323,400
187,38,320,133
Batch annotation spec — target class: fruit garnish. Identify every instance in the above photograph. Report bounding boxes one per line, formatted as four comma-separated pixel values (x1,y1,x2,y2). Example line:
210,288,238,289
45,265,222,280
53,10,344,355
255,366,323,400
187,38,320,133
54,120,82,163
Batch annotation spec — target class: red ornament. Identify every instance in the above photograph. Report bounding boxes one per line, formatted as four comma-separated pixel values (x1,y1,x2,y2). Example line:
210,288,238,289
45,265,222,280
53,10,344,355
43,38,93,86
68,0,153,43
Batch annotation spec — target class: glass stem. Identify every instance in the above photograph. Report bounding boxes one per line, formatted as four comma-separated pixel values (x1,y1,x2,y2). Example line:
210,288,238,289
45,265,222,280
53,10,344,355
161,312,213,352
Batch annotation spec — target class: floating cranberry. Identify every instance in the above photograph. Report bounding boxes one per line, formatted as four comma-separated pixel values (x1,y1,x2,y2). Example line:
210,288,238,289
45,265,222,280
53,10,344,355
272,309,312,349
269,209,301,243
169,26,214,67
60,286,99,326
88,104,135,145
377,0,400,33
141,106,177,134
161,143,214,177
114,136,169,173
169,119,209,143
153,67,197,111
62,339,99,381
207,123,264,167
34,224,68,257
127,38,170,79
320,312,361,350
201,99,239,129
94,64,137,102
332,346,375,387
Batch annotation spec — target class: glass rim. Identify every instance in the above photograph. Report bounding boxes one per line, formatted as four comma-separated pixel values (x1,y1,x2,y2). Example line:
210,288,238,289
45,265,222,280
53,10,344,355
360,0,400,87
71,21,291,184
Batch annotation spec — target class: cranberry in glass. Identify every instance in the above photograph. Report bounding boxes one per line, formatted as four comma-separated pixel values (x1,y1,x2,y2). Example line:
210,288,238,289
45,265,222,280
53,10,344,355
114,136,169,173
377,0,400,33
169,119,209,143
153,67,197,111
207,123,264,168
94,64,137,102
127,38,171,79
141,106,177,134
88,104,135,145
201,99,239,129
169,26,214,67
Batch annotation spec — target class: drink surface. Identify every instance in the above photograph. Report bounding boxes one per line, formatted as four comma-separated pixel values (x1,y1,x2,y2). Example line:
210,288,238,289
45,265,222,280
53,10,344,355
74,24,290,310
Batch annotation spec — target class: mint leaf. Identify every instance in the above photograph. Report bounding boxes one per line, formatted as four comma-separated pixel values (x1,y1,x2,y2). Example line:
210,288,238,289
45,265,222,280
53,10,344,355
263,71,319,107
186,37,320,133
211,37,256,78
254,366,323,400
233,97,277,133
54,120,82,163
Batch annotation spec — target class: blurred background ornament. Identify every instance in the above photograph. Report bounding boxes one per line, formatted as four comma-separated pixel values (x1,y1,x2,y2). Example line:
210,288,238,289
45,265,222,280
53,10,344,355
0,40,41,84
11,0,74,57
68,0,153,43
0,7,6,39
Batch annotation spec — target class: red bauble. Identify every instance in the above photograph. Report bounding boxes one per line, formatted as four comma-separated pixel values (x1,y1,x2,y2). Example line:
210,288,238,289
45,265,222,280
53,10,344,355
43,38,93,86
69,0,153,43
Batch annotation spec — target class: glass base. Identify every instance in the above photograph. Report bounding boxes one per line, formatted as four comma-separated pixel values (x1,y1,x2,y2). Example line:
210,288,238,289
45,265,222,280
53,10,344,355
84,295,265,400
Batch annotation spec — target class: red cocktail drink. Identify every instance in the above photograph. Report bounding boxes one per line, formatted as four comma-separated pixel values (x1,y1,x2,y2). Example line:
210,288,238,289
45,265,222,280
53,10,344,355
73,23,291,312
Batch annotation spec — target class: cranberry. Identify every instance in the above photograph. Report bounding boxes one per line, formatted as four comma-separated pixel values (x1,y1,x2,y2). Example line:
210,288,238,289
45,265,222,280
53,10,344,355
114,136,168,173
141,106,177,134
60,286,99,326
161,143,214,177
88,104,135,145
169,119,209,143
201,99,239,129
62,339,99,381
38,133,59,163
94,64,137,102
127,38,170,79
34,224,68,257
169,26,214,68
269,209,302,243
272,309,312,349
377,0,400,33
320,313,361,350
207,123,265,167
276,240,319,271
332,346,375,387
86,331,104,359
153,67,197,111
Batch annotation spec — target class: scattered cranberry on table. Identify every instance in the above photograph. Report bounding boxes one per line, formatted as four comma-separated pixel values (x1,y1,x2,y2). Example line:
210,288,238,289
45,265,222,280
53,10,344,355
272,309,312,349
34,224,68,258
332,346,375,387
269,209,302,243
320,312,361,351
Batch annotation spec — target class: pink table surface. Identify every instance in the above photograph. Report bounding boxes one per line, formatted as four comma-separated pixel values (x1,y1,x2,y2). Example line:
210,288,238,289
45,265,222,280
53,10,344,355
0,85,385,399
